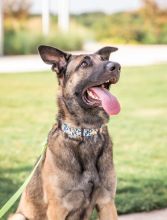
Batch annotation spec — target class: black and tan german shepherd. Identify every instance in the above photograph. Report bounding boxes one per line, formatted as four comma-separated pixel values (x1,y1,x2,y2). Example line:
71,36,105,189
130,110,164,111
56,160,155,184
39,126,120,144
9,46,121,220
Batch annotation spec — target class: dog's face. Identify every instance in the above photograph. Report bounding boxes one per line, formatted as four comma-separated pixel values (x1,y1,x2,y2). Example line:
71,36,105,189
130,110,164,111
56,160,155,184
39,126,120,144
38,46,121,126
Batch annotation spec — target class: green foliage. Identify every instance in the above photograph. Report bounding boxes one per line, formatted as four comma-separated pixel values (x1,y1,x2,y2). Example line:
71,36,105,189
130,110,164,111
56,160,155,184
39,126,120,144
4,28,37,55
4,1,167,55
158,24,167,43
4,28,83,55
4,15,85,55
74,8,167,44
0,64,167,219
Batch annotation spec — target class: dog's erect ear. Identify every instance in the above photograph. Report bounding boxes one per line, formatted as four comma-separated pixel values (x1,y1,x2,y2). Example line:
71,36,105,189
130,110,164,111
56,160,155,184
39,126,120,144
38,45,71,76
95,46,118,60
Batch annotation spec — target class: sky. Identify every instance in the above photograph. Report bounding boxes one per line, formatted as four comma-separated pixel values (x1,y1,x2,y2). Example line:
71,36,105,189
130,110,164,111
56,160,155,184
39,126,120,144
31,0,142,14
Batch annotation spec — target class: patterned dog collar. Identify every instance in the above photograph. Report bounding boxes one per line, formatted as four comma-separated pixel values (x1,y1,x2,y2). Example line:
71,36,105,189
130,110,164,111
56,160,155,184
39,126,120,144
61,122,105,139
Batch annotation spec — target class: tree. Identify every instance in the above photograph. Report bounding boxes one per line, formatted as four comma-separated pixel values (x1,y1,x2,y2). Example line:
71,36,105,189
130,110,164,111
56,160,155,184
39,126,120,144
4,0,32,18
0,0,3,55
141,0,159,19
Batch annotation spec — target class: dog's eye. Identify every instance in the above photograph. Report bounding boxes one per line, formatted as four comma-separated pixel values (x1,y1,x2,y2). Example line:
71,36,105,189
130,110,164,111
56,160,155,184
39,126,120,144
80,60,89,68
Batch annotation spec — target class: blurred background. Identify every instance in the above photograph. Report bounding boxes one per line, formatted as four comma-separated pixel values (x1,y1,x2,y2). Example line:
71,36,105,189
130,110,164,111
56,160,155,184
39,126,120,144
0,0,167,220
0,0,167,55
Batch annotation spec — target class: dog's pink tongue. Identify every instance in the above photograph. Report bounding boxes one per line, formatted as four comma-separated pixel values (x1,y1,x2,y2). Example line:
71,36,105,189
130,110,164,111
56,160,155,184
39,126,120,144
89,87,121,115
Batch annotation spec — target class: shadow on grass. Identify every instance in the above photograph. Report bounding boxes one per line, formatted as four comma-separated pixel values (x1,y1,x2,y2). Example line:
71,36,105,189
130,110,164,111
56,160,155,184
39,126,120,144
116,176,167,215
0,166,31,220
1,167,167,219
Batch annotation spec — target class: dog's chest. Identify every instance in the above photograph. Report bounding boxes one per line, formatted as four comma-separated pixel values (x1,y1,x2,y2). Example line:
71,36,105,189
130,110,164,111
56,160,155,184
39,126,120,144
57,135,105,187
47,132,110,194
77,137,103,171
45,133,114,218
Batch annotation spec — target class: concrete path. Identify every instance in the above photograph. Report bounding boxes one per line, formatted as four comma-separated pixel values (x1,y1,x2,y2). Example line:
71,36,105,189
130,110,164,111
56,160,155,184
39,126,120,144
0,54,48,73
119,208,167,220
0,45,167,73
84,43,167,67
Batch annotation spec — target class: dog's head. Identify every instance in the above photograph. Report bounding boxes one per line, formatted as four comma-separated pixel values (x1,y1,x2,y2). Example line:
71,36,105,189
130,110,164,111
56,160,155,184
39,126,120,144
38,45,121,126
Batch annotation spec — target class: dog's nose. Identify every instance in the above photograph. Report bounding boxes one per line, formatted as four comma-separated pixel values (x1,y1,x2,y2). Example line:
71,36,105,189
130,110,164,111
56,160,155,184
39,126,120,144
106,62,121,72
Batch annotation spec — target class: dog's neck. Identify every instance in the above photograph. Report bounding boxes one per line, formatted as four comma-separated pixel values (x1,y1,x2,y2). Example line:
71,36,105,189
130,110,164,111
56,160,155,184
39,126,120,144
57,95,109,129
57,120,107,139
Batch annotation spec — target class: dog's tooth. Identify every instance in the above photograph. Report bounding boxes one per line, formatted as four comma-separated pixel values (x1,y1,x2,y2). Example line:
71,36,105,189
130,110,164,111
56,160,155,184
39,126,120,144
87,90,99,100
87,89,100,100
88,90,94,98
87,90,92,95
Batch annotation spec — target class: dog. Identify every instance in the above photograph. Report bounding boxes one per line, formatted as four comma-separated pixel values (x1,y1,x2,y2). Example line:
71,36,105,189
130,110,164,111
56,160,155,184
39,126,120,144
9,45,121,220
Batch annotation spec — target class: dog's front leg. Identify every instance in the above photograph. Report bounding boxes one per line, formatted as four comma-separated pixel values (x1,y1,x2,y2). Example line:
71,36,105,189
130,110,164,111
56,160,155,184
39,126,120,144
47,201,68,220
98,201,118,220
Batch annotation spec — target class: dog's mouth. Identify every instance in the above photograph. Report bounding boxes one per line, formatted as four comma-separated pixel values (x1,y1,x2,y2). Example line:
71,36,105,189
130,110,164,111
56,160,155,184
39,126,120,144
82,79,120,115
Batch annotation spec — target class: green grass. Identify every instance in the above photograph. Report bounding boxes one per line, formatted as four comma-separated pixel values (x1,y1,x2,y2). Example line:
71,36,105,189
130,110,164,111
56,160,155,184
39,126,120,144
0,64,167,219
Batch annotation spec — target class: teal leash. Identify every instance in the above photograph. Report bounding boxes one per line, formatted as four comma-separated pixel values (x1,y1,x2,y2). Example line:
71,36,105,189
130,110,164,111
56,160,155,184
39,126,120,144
0,140,47,219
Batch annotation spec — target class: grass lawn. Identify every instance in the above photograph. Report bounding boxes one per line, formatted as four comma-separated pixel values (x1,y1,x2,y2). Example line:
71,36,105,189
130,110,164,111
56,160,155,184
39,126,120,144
0,64,167,219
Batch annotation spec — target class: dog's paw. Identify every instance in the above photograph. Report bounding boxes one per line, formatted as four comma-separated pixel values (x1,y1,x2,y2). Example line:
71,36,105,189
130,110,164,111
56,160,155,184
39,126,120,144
8,213,26,220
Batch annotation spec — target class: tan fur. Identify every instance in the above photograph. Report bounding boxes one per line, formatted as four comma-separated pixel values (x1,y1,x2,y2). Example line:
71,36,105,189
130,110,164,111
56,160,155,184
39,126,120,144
9,46,121,220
